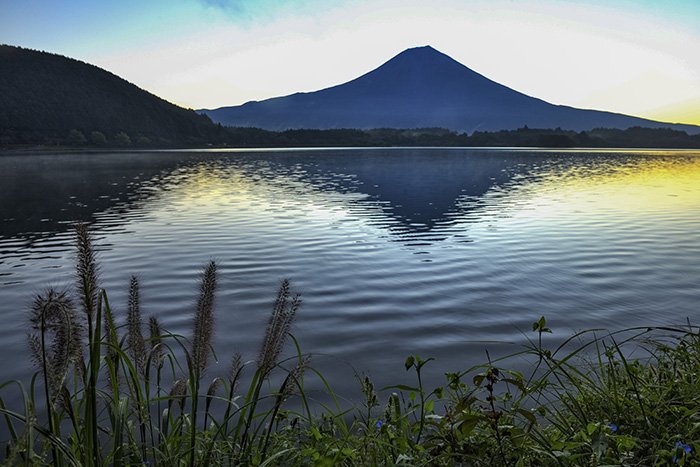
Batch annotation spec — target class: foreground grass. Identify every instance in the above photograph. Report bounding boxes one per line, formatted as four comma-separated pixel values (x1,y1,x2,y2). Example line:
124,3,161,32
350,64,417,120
1,226,698,466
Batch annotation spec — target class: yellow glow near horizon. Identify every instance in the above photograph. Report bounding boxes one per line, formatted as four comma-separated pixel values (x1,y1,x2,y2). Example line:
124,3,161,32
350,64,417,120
5,0,694,125
77,0,700,126
504,156,700,224
153,151,700,238
646,98,700,126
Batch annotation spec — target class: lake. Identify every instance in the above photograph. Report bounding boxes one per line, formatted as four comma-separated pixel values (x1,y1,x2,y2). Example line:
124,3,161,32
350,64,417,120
1,148,700,399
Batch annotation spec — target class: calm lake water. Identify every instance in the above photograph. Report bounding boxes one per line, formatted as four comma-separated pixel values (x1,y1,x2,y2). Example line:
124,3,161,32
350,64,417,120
1,148,700,397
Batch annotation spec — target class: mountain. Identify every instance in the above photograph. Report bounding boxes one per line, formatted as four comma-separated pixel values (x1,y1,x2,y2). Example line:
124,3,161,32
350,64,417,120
0,45,228,146
201,46,700,135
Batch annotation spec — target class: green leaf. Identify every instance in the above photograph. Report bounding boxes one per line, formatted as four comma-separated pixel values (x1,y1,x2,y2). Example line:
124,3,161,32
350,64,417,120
455,396,476,412
382,384,419,392
458,414,482,436
586,422,598,436
516,408,536,426
405,355,415,371
502,377,526,392
416,357,435,370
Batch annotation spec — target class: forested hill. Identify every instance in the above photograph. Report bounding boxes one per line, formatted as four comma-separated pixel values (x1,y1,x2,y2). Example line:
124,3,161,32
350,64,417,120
0,45,228,146
1,45,699,150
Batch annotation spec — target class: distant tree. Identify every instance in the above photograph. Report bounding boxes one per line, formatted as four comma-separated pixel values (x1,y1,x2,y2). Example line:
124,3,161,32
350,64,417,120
90,131,107,146
538,134,575,147
45,136,62,146
0,129,18,147
135,136,151,146
113,132,132,147
66,129,86,145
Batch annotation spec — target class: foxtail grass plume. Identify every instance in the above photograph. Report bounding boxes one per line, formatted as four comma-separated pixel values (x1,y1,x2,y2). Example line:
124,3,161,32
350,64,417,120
149,316,165,370
361,374,379,410
206,377,222,399
169,378,188,412
257,279,301,375
280,356,310,402
229,352,243,395
28,288,83,404
102,291,120,388
192,261,217,375
127,275,146,374
75,224,99,325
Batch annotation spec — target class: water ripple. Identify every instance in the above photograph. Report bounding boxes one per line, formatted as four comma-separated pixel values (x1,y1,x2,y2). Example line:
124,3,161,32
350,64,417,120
1,148,700,394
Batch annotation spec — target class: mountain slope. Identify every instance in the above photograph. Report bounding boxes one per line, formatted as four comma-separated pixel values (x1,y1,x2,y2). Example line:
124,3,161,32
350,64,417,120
0,45,227,145
201,46,700,135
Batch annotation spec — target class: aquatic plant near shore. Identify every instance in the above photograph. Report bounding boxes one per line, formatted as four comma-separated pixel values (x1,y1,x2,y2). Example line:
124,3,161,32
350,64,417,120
258,279,300,376
191,261,217,376
126,275,146,375
1,225,699,465
1,224,311,466
28,289,83,405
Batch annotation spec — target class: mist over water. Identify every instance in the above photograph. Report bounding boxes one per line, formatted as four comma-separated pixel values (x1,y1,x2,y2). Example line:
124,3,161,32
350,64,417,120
2,148,700,396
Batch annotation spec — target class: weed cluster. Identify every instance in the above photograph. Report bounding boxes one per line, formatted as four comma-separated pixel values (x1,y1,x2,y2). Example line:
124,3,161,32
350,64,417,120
1,226,698,465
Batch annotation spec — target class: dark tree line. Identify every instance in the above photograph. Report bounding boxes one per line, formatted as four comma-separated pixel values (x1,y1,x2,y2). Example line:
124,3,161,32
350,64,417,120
234,126,700,149
2,45,699,150
4,124,700,150
466,126,700,149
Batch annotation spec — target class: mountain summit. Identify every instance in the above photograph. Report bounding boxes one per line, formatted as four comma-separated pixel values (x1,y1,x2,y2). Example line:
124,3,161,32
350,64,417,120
201,46,700,134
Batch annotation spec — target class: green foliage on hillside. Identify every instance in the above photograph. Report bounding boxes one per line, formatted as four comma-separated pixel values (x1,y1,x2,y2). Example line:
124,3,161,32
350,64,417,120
469,126,700,149
221,126,700,149
1,45,699,149
217,127,471,148
0,45,230,146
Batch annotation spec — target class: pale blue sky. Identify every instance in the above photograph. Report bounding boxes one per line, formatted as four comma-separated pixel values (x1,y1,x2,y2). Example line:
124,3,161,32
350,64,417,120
2,0,699,123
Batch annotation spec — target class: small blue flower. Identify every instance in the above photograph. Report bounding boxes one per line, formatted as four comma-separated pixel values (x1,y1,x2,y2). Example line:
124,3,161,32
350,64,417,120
678,441,692,454
376,420,383,428
607,423,618,433
673,441,692,464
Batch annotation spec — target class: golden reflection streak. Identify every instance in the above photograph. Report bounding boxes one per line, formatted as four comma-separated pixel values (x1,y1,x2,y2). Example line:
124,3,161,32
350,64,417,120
158,163,353,221
509,156,700,221
153,155,700,226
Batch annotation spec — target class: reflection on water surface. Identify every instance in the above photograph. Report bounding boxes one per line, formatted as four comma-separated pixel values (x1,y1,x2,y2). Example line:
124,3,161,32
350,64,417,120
1,148,700,395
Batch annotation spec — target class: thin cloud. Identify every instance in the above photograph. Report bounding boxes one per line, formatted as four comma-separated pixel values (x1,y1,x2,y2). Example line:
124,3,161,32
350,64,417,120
198,0,335,21
200,0,246,13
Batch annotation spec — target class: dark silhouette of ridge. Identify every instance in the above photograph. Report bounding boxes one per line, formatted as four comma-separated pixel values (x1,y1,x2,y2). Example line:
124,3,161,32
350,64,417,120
201,46,700,135
0,45,229,146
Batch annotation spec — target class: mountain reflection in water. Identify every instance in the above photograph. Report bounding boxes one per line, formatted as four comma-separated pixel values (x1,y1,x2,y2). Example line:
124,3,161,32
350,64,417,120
2,148,700,399
1,149,563,244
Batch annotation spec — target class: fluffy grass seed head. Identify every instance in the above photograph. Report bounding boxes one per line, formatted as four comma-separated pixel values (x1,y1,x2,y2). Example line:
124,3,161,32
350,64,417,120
257,279,301,375
192,261,217,375
127,275,146,374
74,223,99,324
28,288,83,403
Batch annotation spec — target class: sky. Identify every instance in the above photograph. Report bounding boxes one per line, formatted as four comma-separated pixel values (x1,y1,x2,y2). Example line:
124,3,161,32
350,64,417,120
1,0,699,125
